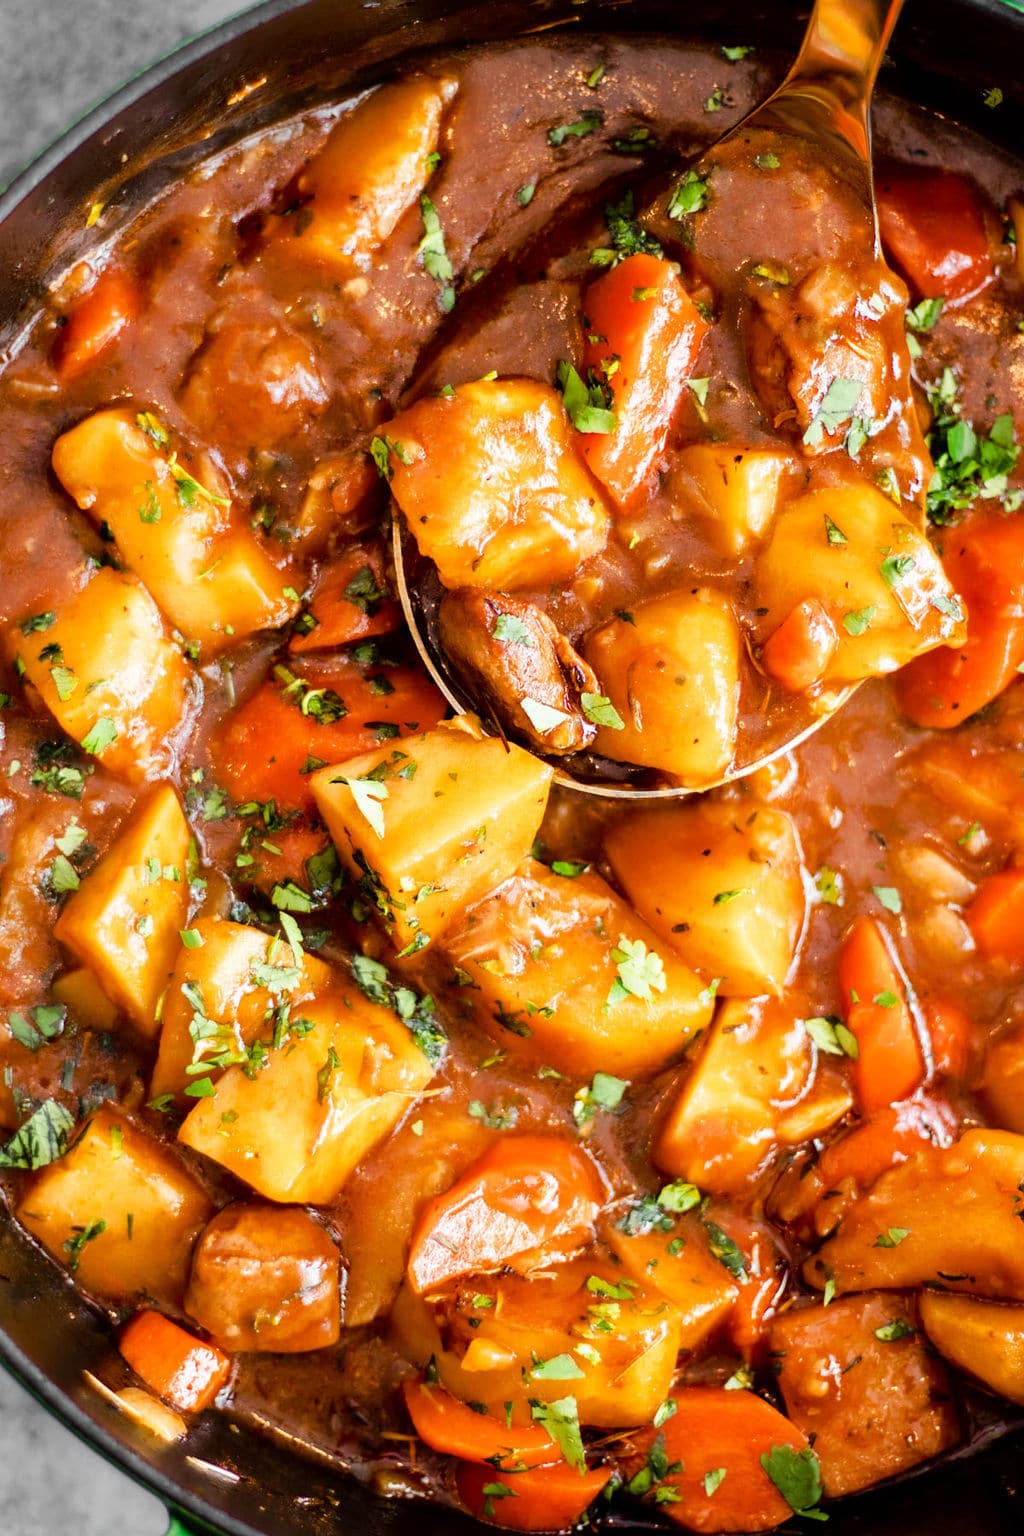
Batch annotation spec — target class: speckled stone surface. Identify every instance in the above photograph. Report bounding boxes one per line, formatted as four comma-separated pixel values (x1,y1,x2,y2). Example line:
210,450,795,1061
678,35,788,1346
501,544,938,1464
0,4,246,1528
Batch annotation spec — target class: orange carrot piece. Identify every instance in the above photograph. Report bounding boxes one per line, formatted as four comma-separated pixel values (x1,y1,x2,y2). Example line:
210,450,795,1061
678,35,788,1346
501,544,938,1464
896,515,1024,729
703,1208,786,1362
289,541,400,653
403,1380,560,1470
211,655,446,812
624,1386,813,1532
234,821,336,899
762,598,838,693
54,268,140,380
119,1310,231,1414
924,997,974,1079
407,1136,605,1296
580,252,709,510
817,1095,959,1196
876,169,996,301
837,917,925,1114
456,1459,611,1531
966,867,1024,970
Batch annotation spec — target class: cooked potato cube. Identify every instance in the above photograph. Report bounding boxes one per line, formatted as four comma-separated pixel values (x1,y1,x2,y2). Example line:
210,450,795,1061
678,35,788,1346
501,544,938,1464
600,1207,738,1351
178,986,436,1203
185,1202,341,1353
655,998,815,1194
268,78,455,272
50,967,119,1033
772,1292,958,1496
54,785,191,1040
604,798,806,996
670,443,799,556
52,409,297,653
756,482,966,683
920,1291,1024,1407
442,860,712,1077
17,1106,212,1306
806,1129,1024,1299
393,1257,681,1429
9,568,192,783
583,588,740,784
310,716,553,953
150,917,335,1104
387,379,612,590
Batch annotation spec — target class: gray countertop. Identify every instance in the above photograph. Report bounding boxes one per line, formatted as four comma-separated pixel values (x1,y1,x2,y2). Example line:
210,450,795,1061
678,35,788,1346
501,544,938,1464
0,7,247,1533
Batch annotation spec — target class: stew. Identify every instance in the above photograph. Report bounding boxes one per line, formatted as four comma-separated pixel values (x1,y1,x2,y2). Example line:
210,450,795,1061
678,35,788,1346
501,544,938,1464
1,31,1023,1534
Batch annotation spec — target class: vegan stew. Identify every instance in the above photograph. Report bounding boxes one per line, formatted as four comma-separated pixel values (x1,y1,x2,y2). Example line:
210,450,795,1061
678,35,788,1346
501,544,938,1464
1,30,1024,1534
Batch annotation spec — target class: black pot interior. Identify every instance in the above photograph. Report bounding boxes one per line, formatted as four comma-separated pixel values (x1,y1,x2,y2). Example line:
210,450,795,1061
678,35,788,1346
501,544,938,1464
2,0,1024,1531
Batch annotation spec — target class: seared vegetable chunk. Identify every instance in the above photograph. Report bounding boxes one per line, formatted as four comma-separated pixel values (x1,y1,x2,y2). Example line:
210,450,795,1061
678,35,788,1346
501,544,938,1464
584,588,740,783
268,77,455,272
757,482,966,684
605,799,806,996
310,716,553,953
54,784,191,1040
442,860,713,1077
437,588,599,754
178,986,436,1203
807,1129,1024,1299
9,567,192,783
185,1202,341,1352
772,1293,958,1496
387,379,612,590
52,409,298,653
17,1106,212,1306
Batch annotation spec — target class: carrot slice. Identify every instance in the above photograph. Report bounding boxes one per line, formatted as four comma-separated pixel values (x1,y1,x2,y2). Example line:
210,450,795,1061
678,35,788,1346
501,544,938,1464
762,598,838,693
896,515,1024,729
119,1310,231,1414
456,1459,611,1531
211,654,446,811
966,868,1024,970
403,1379,560,1470
876,169,996,301
837,917,925,1114
924,997,973,1079
817,1095,959,1196
289,541,400,653
54,268,140,380
580,252,708,509
623,1386,814,1532
406,1136,605,1296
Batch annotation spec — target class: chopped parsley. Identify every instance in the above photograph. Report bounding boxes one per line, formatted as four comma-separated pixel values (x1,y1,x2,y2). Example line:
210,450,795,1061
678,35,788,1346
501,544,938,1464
343,565,388,615
0,1100,75,1169
418,195,455,311
547,111,602,148
702,1218,747,1281
573,1071,629,1125
759,1445,826,1521
606,935,666,1008
80,718,118,757
369,434,413,481
493,614,535,648
529,1396,585,1471
925,386,1021,524
668,169,710,220
874,1316,915,1342
874,1226,910,1248
522,697,572,735
590,189,663,267
842,606,876,637
581,692,624,729
803,1015,859,1059
872,885,903,915
803,376,864,448
556,360,617,434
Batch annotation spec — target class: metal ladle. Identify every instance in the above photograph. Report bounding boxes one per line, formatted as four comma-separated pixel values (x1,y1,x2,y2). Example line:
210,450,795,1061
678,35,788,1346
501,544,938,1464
393,0,907,799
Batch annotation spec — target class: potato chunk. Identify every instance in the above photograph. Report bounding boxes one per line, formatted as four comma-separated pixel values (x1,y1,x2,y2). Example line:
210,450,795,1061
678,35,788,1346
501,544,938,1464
600,1206,738,1351
756,482,966,684
772,1293,958,1496
655,998,820,1194
149,917,334,1105
52,409,297,654
670,443,799,557
387,379,612,590
178,987,436,1203
310,716,553,953
442,860,712,1077
583,588,740,783
268,78,454,272
17,1106,212,1306
185,1203,341,1353
393,1258,681,1429
920,1291,1024,1406
807,1129,1024,1299
604,799,806,996
54,785,191,1041
9,568,192,783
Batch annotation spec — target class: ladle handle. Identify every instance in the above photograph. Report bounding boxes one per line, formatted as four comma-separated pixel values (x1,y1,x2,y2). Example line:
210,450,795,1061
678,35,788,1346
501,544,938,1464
775,0,906,158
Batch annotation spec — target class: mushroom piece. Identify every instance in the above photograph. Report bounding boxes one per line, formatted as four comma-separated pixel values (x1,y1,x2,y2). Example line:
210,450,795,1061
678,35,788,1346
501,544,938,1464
438,588,599,754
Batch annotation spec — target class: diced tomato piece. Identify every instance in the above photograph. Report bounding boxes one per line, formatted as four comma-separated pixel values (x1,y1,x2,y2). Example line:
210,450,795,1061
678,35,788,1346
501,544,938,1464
403,1380,560,1470
456,1459,612,1531
290,541,400,653
876,169,997,302
54,268,140,380
119,1310,231,1414
896,514,1024,729
837,917,925,1114
211,654,447,811
581,253,709,509
762,598,838,693
966,867,1024,971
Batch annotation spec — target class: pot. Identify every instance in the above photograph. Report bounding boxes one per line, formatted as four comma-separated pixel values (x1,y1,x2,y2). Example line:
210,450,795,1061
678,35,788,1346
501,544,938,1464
2,1,1024,1532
